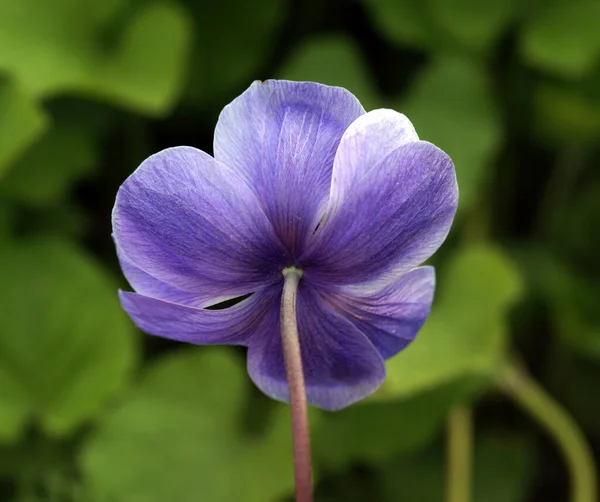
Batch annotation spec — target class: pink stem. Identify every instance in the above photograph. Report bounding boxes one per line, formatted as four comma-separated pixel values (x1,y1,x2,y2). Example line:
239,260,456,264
281,267,313,502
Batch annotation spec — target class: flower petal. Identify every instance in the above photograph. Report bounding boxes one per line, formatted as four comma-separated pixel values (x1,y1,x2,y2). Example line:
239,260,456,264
117,250,203,307
304,141,458,285
327,109,418,215
119,289,273,345
329,267,435,359
246,283,386,411
113,146,286,304
213,80,365,255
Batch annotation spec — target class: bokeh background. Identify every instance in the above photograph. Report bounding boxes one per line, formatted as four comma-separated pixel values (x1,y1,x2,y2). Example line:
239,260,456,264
1,0,599,500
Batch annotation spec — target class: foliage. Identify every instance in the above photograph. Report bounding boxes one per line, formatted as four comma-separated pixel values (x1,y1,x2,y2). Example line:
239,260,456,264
0,0,598,500
0,240,136,441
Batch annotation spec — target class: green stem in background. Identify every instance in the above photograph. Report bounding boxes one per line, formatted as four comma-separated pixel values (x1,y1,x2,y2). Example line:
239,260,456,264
281,267,313,502
497,359,597,502
446,405,473,502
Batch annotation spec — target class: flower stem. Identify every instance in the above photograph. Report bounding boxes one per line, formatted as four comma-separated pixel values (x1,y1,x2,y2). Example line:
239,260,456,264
281,267,313,502
497,359,597,502
446,404,473,502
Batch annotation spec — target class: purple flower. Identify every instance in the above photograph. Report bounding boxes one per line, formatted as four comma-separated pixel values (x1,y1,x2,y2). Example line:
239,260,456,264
112,80,458,411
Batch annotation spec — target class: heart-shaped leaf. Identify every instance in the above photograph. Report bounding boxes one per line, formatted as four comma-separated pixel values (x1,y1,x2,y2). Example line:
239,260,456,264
398,56,502,212
0,81,47,179
81,348,295,502
380,245,523,399
0,239,137,441
521,0,600,77
0,0,191,114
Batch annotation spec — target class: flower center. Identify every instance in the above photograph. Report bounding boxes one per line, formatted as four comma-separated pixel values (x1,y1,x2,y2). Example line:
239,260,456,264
282,265,303,279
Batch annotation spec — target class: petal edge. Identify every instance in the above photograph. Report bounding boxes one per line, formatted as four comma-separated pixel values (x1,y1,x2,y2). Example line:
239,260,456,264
305,141,458,285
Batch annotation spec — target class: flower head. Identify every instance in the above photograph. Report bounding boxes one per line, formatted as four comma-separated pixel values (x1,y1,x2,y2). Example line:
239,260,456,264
112,80,458,411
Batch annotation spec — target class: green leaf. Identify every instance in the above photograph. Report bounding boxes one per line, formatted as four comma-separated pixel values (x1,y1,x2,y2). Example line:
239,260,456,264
233,406,297,502
380,246,523,400
0,100,114,206
380,432,536,502
0,0,104,97
278,35,381,110
428,0,515,51
521,0,600,77
362,0,514,52
398,56,502,212
360,0,436,49
0,81,48,180
94,2,193,115
184,0,285,107
0,239,137,441
1,126,95,206
313,377,484,471
0,0,191,115
81,348,295,502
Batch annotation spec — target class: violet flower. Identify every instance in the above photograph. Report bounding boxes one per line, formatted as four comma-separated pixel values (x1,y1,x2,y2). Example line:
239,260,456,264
112,80,458,411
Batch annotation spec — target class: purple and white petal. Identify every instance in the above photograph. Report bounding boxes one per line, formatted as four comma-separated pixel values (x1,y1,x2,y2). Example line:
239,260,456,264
113,146,287,304
214,80,365,255
119,289,274,346
303,141,458,285
246,283,386,411
328,267,435,359
325,109,418,216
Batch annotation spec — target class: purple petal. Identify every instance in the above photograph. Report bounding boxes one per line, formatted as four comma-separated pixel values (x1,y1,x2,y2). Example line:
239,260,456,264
303,141,458,285
246,283,386,411
117,250,203,307
213,80,365,256
112,146,287,304
119,290,274,345
328,267,435,359
118,250,243,308
327,109,419,215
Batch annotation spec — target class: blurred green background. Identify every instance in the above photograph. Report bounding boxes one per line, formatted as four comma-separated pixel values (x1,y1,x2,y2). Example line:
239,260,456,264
1,0,599,500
